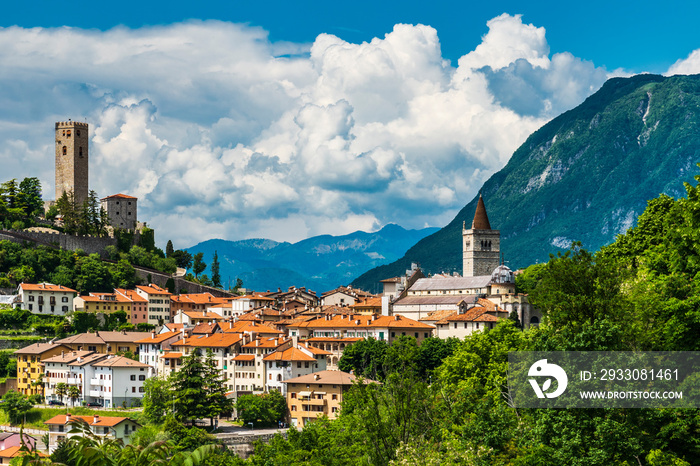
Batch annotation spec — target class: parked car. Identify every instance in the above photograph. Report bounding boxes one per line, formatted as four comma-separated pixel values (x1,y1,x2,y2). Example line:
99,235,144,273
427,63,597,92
48,400,64,406
86,402,103,408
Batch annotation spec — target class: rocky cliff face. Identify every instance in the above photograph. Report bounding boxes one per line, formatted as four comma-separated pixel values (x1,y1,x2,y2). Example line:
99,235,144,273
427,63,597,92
353,74,700,290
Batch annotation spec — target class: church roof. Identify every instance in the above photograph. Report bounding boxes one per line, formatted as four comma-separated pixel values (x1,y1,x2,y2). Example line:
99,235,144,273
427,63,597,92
472,195,491,230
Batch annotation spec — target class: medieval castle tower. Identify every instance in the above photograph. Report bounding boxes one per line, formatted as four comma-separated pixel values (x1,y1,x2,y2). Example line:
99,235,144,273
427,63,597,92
462,195,500,277
55,121,89,206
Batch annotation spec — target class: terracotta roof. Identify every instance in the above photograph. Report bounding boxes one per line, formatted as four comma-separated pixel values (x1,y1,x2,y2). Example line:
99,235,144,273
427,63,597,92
472,194,491,230
19,283,76,293
290,314,434,330
163,323,185,332
183,311,218,320
102,331,147,342
298,343,332,355
134,331,181,344
161,352,182,359
115,289,148,303
135,284,171,296
192,322,221,335
68,353,111,367
42,350,95,364
0,446,48,459
233,354,255,361
263,346,316,362
284,370,375,385
101,193,137,200
419,310,458,322
321,286,374,299
305,337,363,343
14,342,72,355
172,293,225,305
173,333,242,348
242,337,290,349
45,414,137,428
350,297,383,308
220,321,282,335
92,355,152,368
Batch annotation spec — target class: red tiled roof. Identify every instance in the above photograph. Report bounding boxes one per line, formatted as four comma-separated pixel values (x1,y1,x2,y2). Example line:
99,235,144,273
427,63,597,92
20,283,76,293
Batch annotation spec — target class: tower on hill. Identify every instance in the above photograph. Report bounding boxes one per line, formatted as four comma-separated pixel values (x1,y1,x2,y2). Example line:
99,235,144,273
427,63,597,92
462,195,500,277
55,121,89,206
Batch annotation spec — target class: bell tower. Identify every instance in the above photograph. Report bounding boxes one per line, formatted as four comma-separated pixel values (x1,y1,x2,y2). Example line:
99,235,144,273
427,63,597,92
462,194,500,277
55,121,89,206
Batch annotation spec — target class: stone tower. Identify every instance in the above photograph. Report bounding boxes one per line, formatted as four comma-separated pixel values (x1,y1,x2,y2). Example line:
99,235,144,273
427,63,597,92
462,194,500,277
55,121,89,206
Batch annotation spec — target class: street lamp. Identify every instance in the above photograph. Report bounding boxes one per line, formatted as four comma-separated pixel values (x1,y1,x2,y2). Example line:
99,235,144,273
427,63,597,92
248,422,253,430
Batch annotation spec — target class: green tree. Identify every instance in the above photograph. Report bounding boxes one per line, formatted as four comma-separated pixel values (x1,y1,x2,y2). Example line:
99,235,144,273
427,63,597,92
210,251,221,288
54,383,68,405
170,250,193,270
67,385,81,407
171,349,209,425
0,391,33,424
142,376,171,424
202,349,233,426
166,240,174,258
235,391,286,426
192,253,206,279
338,337,388,381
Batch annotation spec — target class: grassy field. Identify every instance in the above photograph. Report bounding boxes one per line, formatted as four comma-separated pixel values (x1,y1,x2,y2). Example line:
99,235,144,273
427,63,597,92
0,406,145,430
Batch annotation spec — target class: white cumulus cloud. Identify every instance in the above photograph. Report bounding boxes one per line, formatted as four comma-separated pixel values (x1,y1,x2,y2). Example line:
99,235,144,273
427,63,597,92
0,15,614,248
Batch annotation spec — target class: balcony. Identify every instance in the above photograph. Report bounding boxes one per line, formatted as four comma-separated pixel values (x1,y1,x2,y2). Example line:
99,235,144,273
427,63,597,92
301,397,326,406
66,378,81,385
90,378,104,386
89,390,102,397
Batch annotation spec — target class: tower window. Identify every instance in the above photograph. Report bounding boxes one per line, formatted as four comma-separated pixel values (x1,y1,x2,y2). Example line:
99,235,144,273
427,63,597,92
77,130,81,137
62,146,67,155
79,147,83,157
67,130,71,137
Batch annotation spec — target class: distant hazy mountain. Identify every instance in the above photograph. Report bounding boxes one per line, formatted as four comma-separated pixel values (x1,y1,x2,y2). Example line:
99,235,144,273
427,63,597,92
352,74,700,290
186,224,438,293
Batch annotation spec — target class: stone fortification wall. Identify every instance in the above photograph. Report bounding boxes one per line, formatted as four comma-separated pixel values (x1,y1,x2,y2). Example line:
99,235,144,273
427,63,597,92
0,229,116,257
131,266,233,298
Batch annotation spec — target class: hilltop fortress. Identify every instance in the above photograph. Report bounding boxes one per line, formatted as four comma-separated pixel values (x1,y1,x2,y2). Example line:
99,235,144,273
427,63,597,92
53,120,139,232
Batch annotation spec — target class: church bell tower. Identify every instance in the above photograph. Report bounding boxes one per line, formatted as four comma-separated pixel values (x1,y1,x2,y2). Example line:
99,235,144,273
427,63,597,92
462,194,500,277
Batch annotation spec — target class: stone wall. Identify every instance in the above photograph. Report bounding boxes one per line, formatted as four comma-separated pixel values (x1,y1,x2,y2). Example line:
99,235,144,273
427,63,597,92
0,229,116,257
217,432,287,459
131,266,233,298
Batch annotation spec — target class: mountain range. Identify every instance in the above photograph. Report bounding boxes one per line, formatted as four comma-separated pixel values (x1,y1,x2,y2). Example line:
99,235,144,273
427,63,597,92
351,74,700,290
186,224,438,293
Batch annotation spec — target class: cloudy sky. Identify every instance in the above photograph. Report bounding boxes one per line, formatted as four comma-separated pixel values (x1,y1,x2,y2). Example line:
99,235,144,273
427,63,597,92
3,1,700,249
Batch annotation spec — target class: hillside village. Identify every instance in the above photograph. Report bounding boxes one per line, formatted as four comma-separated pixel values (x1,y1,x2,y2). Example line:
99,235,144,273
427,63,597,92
0,121,541,454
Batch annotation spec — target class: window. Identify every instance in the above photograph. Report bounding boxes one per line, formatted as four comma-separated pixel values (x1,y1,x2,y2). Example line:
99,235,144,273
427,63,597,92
130,375,136,381
62,146,67,155
305,362,309,368
29,295,34,302
132,387,136,393
291,405,297,411
297,362,301,368
291,393,297,399
62,297,68,303
138,375,145,381
103,427,109,434
79,147,83,157
139,387,145,393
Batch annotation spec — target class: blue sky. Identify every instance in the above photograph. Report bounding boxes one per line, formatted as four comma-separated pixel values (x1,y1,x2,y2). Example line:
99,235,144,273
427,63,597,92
2,1,700,248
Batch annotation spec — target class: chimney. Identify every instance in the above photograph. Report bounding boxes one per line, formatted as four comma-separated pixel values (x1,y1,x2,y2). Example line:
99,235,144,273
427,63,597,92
151,330,155,339
394,315,399,321
66,413,71,422
61,351,64,357
93,414,99,424
314,374,320,380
